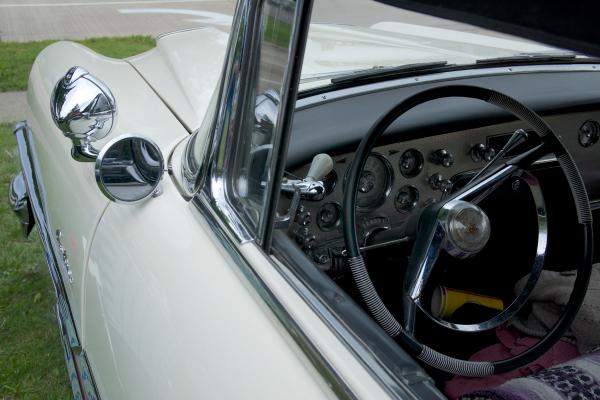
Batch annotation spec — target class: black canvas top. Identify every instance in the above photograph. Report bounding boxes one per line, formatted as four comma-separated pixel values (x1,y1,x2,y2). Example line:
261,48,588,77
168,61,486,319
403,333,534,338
376,0,600,57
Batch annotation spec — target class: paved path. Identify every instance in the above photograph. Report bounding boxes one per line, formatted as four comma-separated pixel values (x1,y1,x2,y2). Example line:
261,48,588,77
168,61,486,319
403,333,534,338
0,0,524,42
0,0,235,41
0,92,26,123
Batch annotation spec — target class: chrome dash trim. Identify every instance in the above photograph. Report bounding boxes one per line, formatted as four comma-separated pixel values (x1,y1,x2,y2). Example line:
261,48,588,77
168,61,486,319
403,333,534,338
192,194,357,400
14,122,101,400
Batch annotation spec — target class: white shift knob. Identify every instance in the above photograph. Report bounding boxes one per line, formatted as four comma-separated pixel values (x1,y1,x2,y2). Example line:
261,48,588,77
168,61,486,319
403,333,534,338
306,153,333,181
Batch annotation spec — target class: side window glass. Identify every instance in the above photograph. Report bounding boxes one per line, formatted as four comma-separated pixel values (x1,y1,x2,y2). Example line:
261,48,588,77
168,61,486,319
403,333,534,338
228,1,296,232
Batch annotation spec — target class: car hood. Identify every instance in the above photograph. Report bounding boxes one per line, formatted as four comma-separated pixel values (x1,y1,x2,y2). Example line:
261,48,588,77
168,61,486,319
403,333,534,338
127,27,229,133
129,23,557,132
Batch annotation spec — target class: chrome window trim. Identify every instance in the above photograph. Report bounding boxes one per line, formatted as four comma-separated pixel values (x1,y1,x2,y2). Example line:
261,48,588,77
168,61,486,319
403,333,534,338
192,195,358,400
297,64,600,110
186,1,364,394
269,242,441,400
187,0,312,245
188,0,259,243
13,122,101,400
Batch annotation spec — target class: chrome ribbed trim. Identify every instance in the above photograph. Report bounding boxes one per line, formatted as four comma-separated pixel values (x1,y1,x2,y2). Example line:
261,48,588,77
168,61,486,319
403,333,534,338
558,153,593,224
487,91,550,136
347,256,403,337
418,346,494,377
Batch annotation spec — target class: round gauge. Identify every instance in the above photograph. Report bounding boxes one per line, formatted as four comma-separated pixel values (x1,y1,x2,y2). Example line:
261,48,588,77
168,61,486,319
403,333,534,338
351,153,393,209
399,149,424,178
395,185,419,212
579,120,600,148
317,202,341,231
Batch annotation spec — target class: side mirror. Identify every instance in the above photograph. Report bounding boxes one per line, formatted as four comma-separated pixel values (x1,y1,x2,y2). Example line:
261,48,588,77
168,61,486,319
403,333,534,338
95,135,164,203
51,66,117,161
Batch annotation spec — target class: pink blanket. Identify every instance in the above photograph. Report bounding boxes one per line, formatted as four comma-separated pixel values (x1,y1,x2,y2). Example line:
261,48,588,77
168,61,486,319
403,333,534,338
444,326,579,399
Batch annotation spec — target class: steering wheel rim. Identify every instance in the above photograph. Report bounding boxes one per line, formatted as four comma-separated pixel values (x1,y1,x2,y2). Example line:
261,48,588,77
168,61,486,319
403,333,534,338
342,85,593,376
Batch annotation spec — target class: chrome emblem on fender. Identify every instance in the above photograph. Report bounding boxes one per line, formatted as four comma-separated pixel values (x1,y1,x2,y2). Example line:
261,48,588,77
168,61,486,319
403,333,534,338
56,229,73,284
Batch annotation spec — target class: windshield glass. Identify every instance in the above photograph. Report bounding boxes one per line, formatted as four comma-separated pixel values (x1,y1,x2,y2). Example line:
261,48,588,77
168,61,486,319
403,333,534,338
302,0,579,86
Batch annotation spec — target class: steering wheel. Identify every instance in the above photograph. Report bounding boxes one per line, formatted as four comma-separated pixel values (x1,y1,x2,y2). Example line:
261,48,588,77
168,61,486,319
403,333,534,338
342,85,593,376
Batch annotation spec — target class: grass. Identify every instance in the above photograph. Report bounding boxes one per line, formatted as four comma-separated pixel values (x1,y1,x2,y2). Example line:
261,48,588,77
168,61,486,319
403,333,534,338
0,35,155,92
263,15,292,48
0,123,71,399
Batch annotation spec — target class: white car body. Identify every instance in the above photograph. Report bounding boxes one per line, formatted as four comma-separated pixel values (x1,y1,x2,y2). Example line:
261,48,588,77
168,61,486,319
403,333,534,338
10,0,595,399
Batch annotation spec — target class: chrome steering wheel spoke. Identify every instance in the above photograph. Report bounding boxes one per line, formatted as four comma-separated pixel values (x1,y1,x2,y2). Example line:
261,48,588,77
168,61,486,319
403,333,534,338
403,219,446,334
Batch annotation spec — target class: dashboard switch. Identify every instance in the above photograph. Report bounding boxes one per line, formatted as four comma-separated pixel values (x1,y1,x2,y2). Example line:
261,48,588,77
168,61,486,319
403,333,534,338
470,143,496,163
431,149,454,167
579,120,600,148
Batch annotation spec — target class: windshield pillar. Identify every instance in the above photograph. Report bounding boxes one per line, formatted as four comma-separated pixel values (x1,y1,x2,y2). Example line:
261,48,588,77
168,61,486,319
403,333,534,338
186,0,312,244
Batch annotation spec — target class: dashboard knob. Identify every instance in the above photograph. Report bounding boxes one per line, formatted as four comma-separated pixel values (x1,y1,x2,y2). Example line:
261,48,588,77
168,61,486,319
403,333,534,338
303,236,317,250
297,210,311,226
429,173,453,193
470,143,496,162
431,149,454,167
306,153,334,181
314,253,330,265
579,120,600,148
294,227,316,249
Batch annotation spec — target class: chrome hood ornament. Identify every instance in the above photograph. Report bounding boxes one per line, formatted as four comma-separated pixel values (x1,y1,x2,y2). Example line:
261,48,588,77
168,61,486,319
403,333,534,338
51,66,117,161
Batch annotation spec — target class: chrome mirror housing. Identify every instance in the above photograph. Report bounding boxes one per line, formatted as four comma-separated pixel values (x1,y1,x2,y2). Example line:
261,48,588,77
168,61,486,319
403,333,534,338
51,66,117,161
95,135,164,203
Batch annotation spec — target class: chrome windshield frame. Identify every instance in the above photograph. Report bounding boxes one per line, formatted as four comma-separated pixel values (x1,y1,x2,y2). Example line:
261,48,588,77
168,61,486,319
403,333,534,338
184,0,312,246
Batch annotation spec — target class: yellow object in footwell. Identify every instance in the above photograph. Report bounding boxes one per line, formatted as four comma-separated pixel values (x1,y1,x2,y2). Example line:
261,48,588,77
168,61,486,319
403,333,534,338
431,286,504,319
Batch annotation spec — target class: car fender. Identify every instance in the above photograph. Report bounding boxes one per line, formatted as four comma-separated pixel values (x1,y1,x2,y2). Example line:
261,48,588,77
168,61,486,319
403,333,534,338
25,40,188,333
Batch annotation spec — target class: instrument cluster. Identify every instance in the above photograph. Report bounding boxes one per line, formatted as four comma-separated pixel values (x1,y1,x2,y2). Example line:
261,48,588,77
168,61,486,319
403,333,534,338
285,118,566,273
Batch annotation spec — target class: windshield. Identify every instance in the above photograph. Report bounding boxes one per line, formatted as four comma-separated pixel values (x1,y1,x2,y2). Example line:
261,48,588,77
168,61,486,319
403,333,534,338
302,0,580,86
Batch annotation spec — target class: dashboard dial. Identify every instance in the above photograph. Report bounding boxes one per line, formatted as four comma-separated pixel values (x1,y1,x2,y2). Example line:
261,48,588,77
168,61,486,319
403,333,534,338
399,149,424,178
353,153,393,209
395,185,419,212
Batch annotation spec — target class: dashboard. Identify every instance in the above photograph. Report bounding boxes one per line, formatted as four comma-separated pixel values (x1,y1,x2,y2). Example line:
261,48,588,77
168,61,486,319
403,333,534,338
284,88,600,273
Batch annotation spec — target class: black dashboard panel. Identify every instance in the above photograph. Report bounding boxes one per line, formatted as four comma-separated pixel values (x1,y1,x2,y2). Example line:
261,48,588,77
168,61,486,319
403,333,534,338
290,68,600,197
285,67,600,270
291,69,600,164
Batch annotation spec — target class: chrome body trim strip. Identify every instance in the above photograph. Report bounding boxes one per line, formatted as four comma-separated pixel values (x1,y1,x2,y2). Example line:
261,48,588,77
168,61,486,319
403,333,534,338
13,122,101,400
192,195,357,399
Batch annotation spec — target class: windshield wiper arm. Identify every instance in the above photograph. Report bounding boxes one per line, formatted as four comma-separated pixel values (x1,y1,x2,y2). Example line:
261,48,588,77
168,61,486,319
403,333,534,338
475,52,583,65
331,61,450,85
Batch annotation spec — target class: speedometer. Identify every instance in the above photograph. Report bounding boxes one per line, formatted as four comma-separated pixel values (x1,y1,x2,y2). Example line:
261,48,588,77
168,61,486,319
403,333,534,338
354,153,393,209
